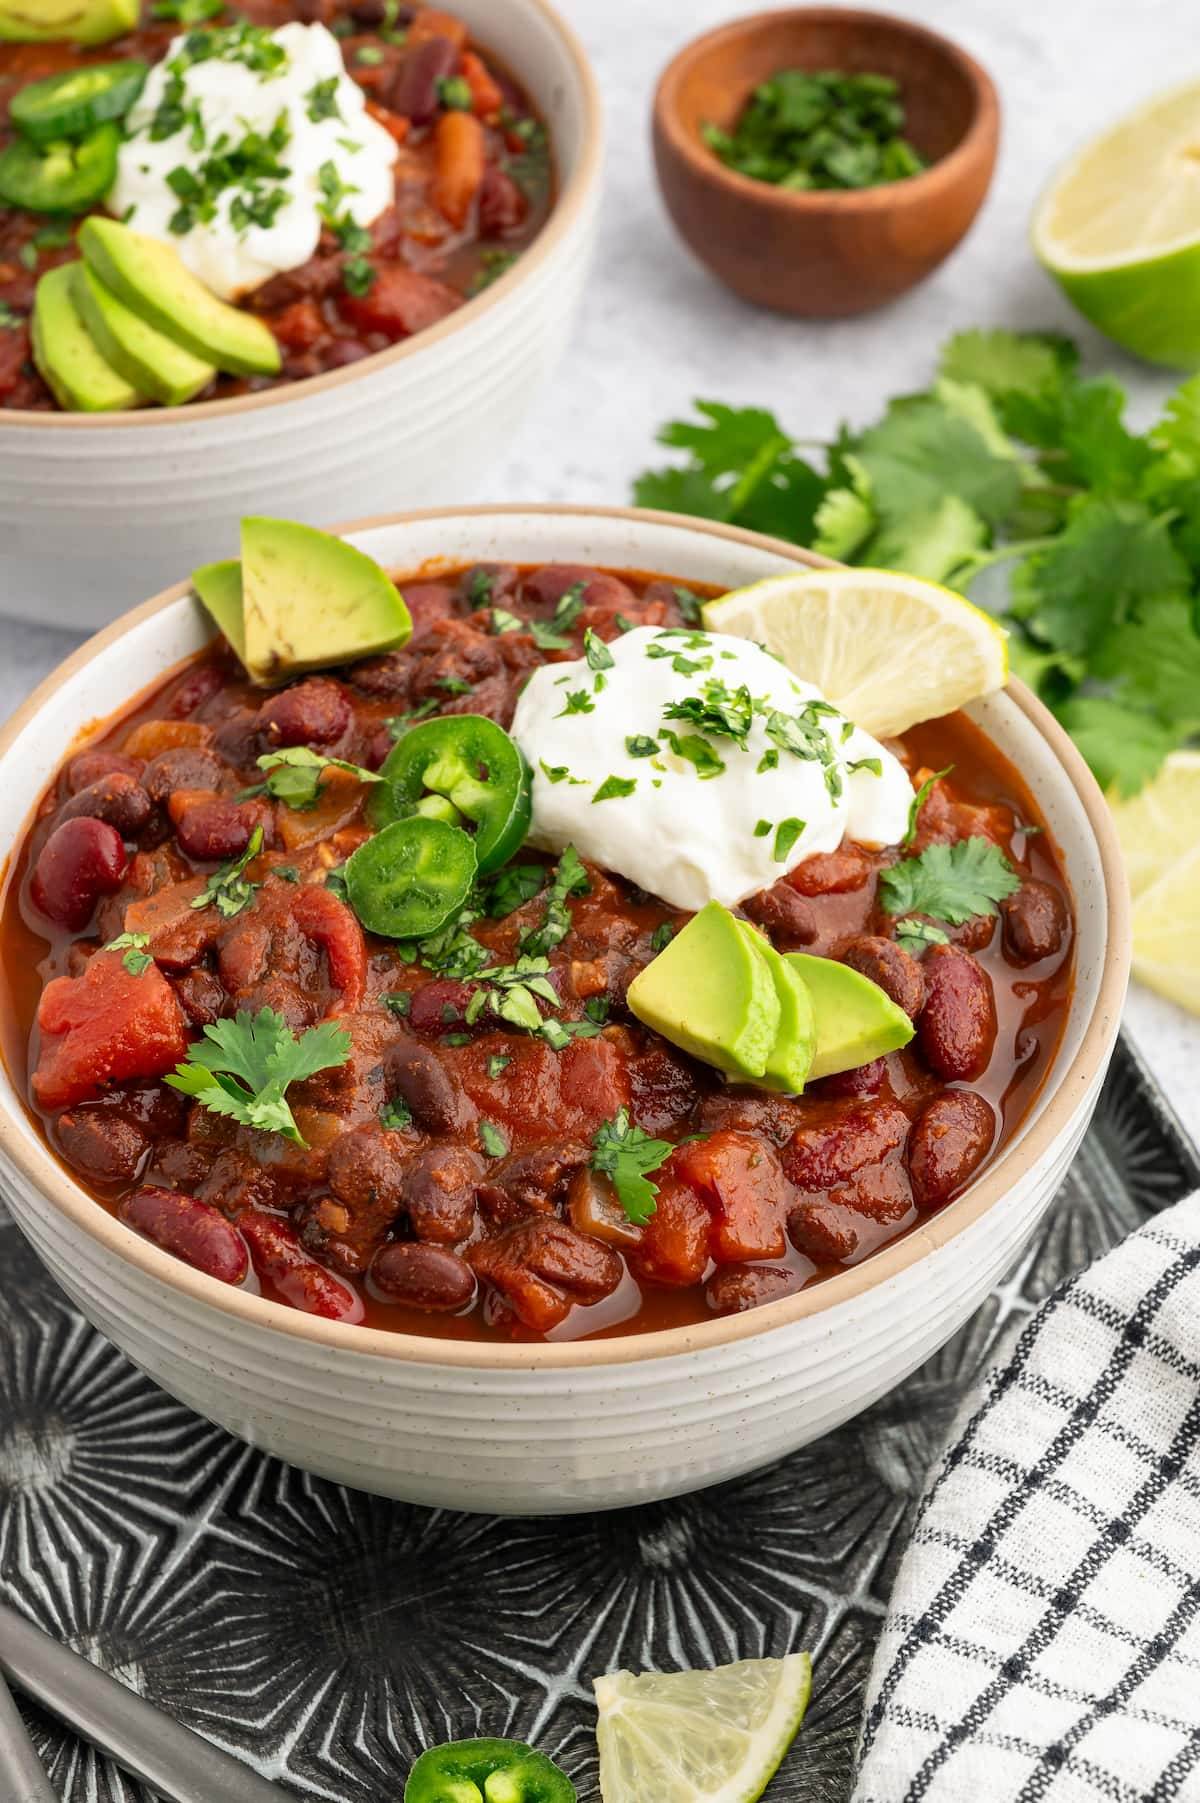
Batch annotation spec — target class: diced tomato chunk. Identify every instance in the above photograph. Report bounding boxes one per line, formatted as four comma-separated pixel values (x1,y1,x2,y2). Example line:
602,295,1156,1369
671,1130,789,1263
452,1033,629,1140
291,883,367,1013
626,1176,711,1287
33,952,189,1111
340,264,462,339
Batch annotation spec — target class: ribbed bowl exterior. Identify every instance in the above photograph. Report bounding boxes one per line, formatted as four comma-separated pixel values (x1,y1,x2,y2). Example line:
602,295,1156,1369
0,0,602,628
0,509,1127,1516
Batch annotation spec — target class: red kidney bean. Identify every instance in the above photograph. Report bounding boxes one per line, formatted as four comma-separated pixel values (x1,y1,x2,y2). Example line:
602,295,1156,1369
56,1107,149,1184
511,1217,625,1301
31,817,128,930
917,944,998,1082
166,663,224,719
58,772,153,838
169,967,227,1027
141,748,224,804
814,1057,887,1100
1001,879,1070,965
170,794,260,862
782,1100,910,1192
478,166,526,235
705,1264,802,1315
371,1242,476,1311
257,678,352,749
408,979,478,1035
120,1186,248,1285
240,1209,364,1321
66,749,143,794
908,1091,996,1207
788,850,871,896
402,1145,484,1243
386,34,459,121
841,935,925,1020
742,878,818,946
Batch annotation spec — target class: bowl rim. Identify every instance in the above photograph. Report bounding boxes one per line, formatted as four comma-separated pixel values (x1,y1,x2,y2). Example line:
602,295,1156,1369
0,503,1130,1371
654,4,999,217
0,0,604,433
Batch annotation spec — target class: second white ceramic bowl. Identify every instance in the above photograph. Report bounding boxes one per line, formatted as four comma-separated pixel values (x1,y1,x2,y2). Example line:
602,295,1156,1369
0,2,603,629
0,507,1129,1514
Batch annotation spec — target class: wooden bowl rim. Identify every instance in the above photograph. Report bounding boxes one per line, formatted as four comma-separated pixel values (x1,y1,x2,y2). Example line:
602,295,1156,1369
654,5,1000,216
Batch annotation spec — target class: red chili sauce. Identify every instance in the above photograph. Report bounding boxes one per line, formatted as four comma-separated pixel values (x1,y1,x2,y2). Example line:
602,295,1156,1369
0,2,553,410
0,559,1075,1342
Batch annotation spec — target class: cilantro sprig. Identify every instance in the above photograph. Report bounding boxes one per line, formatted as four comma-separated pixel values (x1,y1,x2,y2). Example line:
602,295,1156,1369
591,1108,679,1225
246,747,383,811
190,824,263,919
878,837,1020,928
634,327,1200,795
166,1007,351,1145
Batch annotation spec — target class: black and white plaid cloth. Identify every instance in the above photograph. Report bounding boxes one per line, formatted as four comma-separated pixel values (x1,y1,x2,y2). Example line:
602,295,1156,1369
854,1191,1200,1802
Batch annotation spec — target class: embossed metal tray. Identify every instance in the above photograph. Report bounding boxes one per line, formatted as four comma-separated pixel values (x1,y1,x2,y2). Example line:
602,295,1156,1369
2,1033,1197,1803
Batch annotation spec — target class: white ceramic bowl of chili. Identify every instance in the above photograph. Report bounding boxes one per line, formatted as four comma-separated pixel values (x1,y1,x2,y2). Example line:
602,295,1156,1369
0,1,603,630
0,506,1130,1515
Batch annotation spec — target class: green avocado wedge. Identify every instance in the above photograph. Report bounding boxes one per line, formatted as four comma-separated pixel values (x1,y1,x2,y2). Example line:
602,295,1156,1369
31,262,143,413
78,216,280,377
736,920,816,1094
73,263,215,406
627,901,779,1079
239,517,413,686
784,952,914,1079
192,559,246,660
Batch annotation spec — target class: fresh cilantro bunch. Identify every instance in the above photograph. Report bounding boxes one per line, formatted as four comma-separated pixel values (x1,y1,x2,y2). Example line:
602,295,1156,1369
634,328,1200,795
166,1007,351,1145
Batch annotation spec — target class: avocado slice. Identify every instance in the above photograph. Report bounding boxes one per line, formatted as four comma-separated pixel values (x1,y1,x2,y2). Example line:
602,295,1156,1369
784,952,914,1079
192,559,246,660
0,0,135,45
736,921,815,1094
627,901,780,1079
73,263,215,406
31,262,143,413
78,217,281,377
240,517,413,685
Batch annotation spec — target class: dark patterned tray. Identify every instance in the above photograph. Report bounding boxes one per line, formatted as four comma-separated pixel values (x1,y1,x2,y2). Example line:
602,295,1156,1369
2,1032,1197,1803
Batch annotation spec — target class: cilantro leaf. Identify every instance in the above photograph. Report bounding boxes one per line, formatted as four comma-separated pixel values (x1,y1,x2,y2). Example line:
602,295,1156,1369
165,1007,351,1144
250,747,383,811
855,396,1022,529
878,837,1020,926
1056,695,1179,798
894,917,951,956
591,1107,679,1225
871,493,986,584
104,931,153,976
1010,498,1190,659
190,824,264,919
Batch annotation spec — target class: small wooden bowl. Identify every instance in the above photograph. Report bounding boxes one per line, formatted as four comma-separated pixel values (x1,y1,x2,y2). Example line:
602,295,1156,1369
653,7,1000,317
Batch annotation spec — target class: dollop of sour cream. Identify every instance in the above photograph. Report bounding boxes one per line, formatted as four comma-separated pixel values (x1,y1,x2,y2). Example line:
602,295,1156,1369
110,21,398,300
511,627,912,912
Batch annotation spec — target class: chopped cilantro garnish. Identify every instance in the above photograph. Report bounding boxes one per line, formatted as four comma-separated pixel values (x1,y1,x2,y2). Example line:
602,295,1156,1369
878,836,1020,926
661,729,724,780
593,774,637,803
584,628,615,673
383,991,411,1016
591,1108,679,1225
437,74,473,110
753,819,771,837
355,44,384,64
380,1096,412,1131
557,689,595,718
894,917,952,956
490,607,523,634
625,735,659,758
305,75,342,123
482,863,545,917
518,845,589,958
488,1054,512,1078
773,817,805,862
436,676,472,696
190,825,264,919
166,1007,350,1145
903,765,953,849
104,931,153,976
480,1120,508,1158
650,922,674,953
247,748,382,811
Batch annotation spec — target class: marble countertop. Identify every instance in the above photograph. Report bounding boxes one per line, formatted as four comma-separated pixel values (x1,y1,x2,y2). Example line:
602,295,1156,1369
1,0,1197,1144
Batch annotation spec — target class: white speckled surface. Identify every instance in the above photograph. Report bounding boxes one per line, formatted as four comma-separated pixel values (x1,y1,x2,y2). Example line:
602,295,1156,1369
0,0,1197,1135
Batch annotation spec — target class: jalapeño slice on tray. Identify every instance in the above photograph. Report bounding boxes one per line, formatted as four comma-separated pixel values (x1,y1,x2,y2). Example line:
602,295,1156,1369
371,714,532,874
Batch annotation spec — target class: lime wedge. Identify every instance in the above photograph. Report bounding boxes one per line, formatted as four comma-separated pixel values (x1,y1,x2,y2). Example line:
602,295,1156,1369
594,1653,811,1803
1107,750,1200,898
703,568,1007,738
1033,80,1200,367
1127,842,1200,1015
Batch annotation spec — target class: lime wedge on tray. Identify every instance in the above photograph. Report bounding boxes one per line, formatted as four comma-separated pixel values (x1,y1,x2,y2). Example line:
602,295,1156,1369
1034,79,1200,367
594,1653,811,1803
703,568,1007,739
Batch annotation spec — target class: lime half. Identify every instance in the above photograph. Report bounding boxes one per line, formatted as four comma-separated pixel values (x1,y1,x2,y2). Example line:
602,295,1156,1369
703,568,1007,739
594,1653,812,1803
1034,80,1200,367
1108,752,1200,1014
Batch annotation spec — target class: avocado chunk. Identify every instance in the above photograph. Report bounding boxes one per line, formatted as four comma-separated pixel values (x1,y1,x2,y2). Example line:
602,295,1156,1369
784,952,914,1079
31,262,143,413
0,0,135,46
78,217,281,377
192,559,246,660
240,517,413,685
627,901,779,1079
736,921,815,1094
73,263,214,406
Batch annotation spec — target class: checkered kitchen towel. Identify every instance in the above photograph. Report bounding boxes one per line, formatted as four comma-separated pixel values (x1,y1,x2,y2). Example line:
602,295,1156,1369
854,1190,1200,1803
